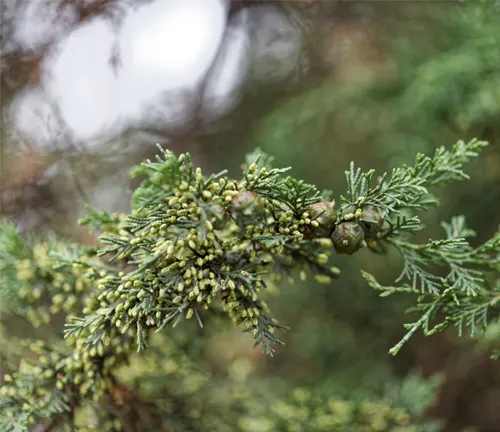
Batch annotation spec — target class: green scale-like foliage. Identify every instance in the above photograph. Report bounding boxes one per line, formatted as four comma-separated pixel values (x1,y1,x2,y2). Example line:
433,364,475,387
0,138,499,431
71,146,342,357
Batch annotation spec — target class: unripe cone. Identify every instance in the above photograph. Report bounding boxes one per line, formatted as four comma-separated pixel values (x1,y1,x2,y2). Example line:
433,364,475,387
331,221,366,255
359,205,384,239
231,190,266,229
232,191,264,214
308,201,337,237
209,203,228,230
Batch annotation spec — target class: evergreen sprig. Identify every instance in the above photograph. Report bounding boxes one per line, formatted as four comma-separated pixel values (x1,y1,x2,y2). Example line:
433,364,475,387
363,215,500,356
64,145,337,358
1,138,499,430
340,138,487,218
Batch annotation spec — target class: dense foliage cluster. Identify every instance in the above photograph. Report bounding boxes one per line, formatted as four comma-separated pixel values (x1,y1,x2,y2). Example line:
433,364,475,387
1,138,499,431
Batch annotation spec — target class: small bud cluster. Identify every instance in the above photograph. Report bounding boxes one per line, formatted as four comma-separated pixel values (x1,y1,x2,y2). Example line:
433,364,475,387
74,414,123,432
0,341,66,427
238,387,426,432
78,150,344,354
14,241,92,327
0,333,139,429
63,332,132,401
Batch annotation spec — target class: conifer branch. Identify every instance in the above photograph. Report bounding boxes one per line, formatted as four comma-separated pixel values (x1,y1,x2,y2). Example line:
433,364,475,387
0,137,498,430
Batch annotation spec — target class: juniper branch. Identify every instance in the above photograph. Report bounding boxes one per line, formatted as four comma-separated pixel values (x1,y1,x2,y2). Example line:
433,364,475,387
0,137,497,430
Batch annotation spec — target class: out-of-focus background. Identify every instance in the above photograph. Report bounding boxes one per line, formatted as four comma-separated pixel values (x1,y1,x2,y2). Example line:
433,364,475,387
2,0,500,430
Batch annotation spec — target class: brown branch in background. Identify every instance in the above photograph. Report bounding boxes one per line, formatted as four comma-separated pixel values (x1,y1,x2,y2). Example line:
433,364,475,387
0,151,54,216
32,419,56,432
103,379,164,432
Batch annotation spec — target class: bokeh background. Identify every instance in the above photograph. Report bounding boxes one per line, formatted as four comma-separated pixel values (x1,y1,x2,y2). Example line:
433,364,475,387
2,0,500,430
